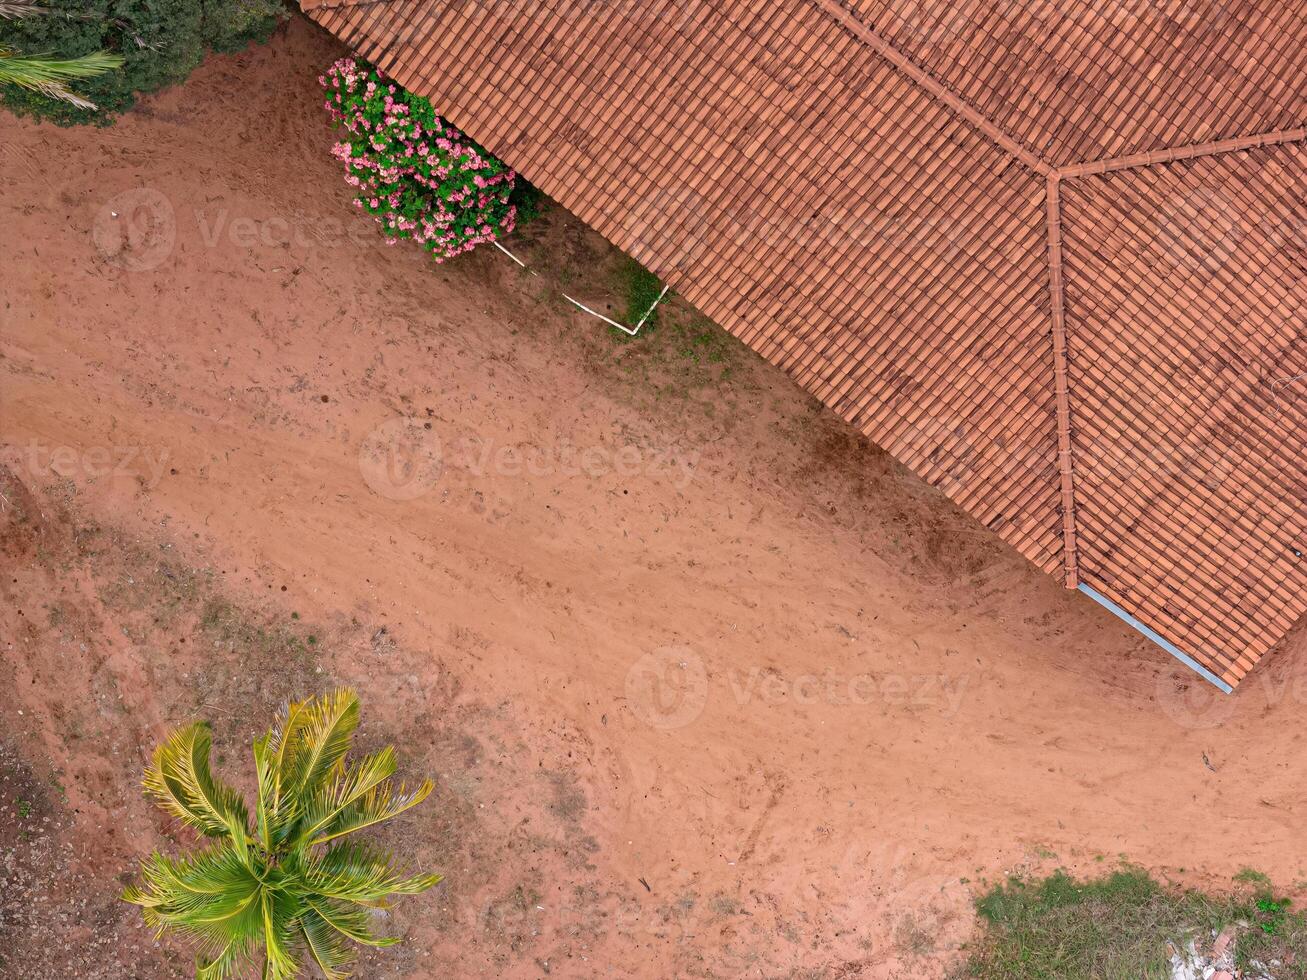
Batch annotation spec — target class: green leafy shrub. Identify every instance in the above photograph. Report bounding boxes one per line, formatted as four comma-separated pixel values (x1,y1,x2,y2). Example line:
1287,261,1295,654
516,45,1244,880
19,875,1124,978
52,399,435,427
322,56,523,263
123,689,440,979
0,0,283,126
202,0,284,54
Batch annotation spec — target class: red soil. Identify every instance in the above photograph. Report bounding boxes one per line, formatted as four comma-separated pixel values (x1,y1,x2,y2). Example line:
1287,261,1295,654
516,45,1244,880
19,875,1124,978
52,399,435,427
1,15,1304,979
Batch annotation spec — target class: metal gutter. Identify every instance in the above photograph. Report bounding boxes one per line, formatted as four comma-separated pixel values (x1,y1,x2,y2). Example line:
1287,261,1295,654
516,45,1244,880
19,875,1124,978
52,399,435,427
1077,584,1233,694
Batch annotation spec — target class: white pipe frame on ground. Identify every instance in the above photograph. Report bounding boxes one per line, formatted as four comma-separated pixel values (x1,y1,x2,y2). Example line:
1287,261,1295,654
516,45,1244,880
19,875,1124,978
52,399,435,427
494,240,671,336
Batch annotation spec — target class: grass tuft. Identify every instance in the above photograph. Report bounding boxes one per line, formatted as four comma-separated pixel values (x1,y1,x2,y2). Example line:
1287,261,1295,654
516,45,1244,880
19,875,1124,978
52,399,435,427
965,867,1307,979
618,257,666,335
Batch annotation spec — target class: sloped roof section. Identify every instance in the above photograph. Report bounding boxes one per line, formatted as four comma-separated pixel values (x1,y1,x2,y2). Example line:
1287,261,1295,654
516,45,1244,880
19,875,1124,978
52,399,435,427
1060,144,1307,688
305,0,1306,688
843,0,1307,165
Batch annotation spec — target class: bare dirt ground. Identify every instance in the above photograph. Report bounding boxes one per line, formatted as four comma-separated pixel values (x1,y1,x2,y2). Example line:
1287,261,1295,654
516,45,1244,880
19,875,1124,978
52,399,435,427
2,15,1305,979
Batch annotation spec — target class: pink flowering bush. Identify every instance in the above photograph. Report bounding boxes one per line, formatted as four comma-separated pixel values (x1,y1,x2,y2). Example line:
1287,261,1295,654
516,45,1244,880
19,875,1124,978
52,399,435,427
321,57,517,262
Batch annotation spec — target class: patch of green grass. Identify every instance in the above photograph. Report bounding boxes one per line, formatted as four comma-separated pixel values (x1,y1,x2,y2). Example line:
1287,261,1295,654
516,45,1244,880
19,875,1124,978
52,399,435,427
965,867,1307,979
673,318,732,368
616,257,666,336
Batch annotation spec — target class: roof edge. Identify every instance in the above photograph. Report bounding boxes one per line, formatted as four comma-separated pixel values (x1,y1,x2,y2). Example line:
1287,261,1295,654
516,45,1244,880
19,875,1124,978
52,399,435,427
1078,585,1234,693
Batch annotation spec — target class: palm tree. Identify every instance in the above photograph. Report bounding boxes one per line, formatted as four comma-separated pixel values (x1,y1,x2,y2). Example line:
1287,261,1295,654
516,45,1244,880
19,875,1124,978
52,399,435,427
123,689,441,979
0,0,123,109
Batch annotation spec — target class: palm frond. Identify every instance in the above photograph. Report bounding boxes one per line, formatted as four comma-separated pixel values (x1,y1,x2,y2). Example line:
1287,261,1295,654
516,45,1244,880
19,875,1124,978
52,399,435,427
0,1,101,19
0,1,43,18
293,747,396,845
261,888,302,980
305,896,399,948
122,844,265,961
254,698,312,847
309,778,434,847
304,843,442,905
288,689,361,799
195,937,259,980
143,721,251,838
123,846,260,912
0,50,123,109
299,908,355,980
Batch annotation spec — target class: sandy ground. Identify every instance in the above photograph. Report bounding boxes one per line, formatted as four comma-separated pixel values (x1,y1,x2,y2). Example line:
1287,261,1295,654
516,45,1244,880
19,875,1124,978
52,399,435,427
2,15,1306,979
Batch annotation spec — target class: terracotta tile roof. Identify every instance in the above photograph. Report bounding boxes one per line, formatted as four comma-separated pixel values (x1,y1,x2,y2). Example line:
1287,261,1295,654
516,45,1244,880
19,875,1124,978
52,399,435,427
304,0,1307,689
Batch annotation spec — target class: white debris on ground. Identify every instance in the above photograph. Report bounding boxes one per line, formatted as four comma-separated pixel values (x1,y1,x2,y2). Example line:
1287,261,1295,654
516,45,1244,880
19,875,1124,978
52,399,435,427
1167,925,1279,980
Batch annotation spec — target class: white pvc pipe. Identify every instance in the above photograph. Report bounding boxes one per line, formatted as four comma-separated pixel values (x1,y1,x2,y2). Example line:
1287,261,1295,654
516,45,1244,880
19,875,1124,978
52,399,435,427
493,241,669,336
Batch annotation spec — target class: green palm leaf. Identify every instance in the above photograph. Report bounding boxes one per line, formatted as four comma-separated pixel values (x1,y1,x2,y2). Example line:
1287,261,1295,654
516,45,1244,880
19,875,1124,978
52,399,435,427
143,722,249,838
195,937,259,980
123,843,265,971
261,889,301,980
124,689,440,978
305,896,398,948
254,698,312,847
0,49,123,110
292,747,396,845
304,843,443,905
309,778,434,847
299,908,354,979
288,688,360,798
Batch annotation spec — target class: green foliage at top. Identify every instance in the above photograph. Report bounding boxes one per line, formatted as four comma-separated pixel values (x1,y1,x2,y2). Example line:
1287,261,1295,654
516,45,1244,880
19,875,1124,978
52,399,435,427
122,689,441,979
966,867,1307,980
0,0,283,125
